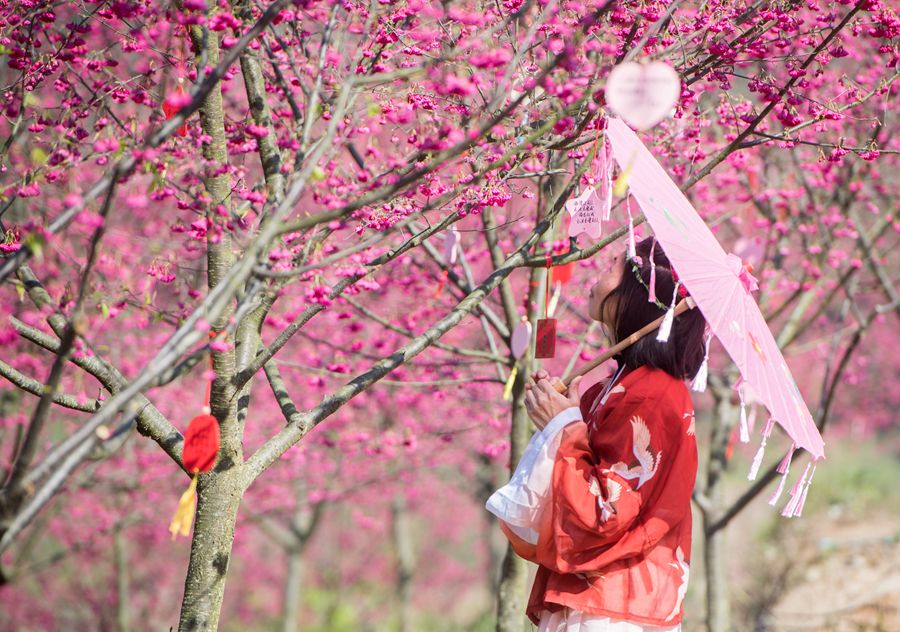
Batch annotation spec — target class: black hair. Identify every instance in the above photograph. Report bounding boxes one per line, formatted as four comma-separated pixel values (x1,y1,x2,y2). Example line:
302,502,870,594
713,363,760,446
599,237,707,380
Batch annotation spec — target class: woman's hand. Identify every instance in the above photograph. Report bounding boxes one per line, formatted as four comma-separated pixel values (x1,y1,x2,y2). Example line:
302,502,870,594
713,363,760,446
524,371,583,430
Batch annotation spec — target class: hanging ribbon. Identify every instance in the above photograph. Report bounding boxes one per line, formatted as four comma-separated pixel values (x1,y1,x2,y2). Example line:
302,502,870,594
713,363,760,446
169,332,221,539
434,227,460,298
162,29,190,137
626,195,637,260
535,254,556,359
502,366,518,401
432,270,449,298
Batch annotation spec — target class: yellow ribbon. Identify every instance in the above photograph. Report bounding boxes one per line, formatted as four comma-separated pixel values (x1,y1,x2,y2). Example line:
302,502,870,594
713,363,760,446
168,474,198,540
502,366,518,401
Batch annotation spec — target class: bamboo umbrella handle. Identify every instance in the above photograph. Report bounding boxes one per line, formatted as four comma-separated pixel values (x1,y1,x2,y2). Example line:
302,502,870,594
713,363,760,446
550,297,696,394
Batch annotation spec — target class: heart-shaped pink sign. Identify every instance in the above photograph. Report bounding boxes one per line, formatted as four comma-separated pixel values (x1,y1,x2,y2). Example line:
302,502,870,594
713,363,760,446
511,319,532,359
605,62,681,130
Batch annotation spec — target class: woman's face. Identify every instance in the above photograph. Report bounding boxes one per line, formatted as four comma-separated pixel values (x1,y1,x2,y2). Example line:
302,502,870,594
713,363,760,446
588,252,625,326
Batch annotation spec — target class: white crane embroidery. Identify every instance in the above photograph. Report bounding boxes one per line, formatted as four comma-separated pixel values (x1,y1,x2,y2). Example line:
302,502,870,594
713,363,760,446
608,416,661,490
588,474,622,523
664,545,690,621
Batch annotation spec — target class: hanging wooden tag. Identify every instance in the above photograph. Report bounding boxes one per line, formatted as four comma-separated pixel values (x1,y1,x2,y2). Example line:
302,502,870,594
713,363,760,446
535,318,556,358
565,186,602,240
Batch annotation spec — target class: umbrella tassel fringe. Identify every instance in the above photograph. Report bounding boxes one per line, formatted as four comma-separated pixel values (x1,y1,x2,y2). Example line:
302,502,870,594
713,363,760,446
739,403,750,443
656,281,680,343
768,469,789,506
792,461,817,517
691,333,712,392
781,461,812,518
603,147,613,221
656,305,675,342
776,444,796,474
691,358,708,392
769,445,796,506
626,202,636,259
749,417,776,481
748,437,766,481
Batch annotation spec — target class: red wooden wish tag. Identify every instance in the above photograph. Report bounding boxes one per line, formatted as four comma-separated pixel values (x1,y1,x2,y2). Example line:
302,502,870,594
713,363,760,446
535,318,556,358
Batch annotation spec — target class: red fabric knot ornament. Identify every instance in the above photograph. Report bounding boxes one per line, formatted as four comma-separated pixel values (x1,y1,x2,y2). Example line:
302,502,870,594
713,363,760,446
182,413,220,474
169,413,220,540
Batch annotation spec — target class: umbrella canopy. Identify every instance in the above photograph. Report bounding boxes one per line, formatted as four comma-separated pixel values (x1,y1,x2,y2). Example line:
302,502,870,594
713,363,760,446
603,117,824,513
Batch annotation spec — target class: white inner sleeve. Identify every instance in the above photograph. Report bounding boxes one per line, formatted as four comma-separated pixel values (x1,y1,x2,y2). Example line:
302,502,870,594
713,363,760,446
485,407,583,544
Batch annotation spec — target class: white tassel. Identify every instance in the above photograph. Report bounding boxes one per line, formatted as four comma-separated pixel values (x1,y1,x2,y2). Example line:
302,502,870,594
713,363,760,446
768,470,789,506
691,332,712,392
603,147,613,221
793,461,817,517
781,461,811,518
626,197,636,260
739,402,750,443
748,440,766,481
776,443,796,474
769,444,795,506
656,281,679,343
748,417,776,481
737,382,750,443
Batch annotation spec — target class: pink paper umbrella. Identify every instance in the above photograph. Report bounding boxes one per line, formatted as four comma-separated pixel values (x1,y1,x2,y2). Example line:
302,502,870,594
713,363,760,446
604,117,824,517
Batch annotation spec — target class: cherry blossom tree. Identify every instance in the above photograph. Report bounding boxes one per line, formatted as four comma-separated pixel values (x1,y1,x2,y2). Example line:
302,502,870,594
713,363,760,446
0,0,897,631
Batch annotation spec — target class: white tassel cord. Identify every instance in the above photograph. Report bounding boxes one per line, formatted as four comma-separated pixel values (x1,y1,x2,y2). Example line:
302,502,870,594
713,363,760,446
656,281,679,343
737,382,751,443
603,144,613,221
691,331,712,393
781,461,812,518
747,417,776,481
626,197,637,259
777,443,796,474
792,460,818,517
768,445,796,506
768,470,789,506
739,404,750,443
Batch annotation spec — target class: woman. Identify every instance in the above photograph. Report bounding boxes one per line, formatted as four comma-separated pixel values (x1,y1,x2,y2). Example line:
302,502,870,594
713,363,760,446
486,237,707,631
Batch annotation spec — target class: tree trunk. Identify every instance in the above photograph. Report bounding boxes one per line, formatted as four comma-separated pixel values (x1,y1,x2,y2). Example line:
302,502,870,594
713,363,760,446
177,468,244,631
392,495,415,632
495,356,533,632
281,547,303,632
703,384,735,632
176,21,244,632
703,492,730,632
115,527,129,632
495,195,554,631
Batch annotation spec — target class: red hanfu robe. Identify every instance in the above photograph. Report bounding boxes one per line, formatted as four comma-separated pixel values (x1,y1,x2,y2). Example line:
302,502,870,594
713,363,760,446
492,365,698,628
